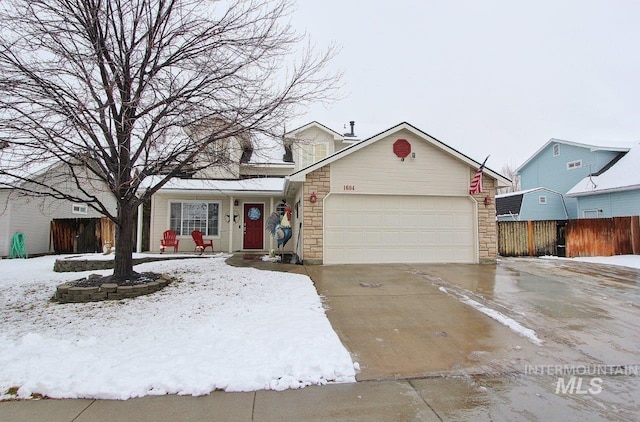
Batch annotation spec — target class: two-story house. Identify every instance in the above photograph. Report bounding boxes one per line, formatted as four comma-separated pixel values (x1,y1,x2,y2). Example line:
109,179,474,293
497,139,629,220
143,120,510,265
566,142,640,218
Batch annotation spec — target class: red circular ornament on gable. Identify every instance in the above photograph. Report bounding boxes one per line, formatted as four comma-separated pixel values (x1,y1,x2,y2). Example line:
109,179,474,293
393,139,411,158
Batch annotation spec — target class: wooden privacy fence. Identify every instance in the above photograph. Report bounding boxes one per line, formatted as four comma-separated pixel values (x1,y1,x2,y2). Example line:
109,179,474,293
498,220,560,257
50,217,115,254
566,216,640,257
498,216,640,257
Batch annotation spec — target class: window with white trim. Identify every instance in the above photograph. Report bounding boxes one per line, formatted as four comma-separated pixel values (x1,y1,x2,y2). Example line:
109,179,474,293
566,160,582,170
170,202,220,236
538,195,547,205
553,144,560,156
72,204,88,215
583,209,600,218
300,143,327,168
208,140,230,163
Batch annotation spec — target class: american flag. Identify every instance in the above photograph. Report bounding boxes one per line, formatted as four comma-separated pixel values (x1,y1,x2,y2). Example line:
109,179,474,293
469,156,489,195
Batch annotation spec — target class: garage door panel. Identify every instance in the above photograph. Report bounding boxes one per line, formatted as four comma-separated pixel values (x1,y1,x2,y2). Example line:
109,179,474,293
324,195,476,264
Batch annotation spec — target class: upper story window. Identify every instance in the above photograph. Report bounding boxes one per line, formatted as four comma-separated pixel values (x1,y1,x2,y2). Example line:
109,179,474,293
553,144,560,156
72,204,88,215
208,140,230,163
300,143,327,168
567,160,582,170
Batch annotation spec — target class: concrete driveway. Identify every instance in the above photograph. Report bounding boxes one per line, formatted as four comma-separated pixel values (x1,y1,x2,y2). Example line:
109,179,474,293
305,263,543,381
305,258,640,420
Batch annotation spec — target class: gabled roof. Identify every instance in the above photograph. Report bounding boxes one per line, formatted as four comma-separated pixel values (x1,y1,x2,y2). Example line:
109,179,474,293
285,121,347,141
566,142,640,196
516,138,630,173
288,122,511,186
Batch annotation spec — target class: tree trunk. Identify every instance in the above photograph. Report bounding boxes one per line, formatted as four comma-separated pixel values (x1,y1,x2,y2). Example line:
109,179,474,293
113,201,135,278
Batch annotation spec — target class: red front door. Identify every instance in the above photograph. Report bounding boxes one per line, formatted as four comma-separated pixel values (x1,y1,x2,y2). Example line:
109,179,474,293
243,203,264,249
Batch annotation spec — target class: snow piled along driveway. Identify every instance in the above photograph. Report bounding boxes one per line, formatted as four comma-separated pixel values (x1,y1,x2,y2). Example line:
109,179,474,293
0,255,356,400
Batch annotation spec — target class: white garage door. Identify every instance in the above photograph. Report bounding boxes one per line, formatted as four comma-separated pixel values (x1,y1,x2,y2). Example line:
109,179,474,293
324,194,476,264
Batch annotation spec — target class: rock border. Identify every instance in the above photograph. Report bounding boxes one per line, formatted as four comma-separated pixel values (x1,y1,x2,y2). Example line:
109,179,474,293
53,256,193,273
54,274,174,303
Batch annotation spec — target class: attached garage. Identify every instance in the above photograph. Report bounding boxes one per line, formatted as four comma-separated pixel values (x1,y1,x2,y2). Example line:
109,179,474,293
287,122,510,265
324,194,476,264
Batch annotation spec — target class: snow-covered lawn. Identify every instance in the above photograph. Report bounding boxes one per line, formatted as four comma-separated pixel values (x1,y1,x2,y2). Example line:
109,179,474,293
0,255,356,400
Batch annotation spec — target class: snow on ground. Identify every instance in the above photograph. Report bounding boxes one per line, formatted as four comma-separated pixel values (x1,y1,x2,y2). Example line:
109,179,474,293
0,255,356,400
459,296,544,346
436,283,543,346
543,254,640,270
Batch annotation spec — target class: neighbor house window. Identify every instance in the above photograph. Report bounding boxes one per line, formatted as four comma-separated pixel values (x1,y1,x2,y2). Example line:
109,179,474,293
300,143,327,168
553,144,560,156
539,196,547,205
583,209,600,218
170,202,220,236
566,160,582,170
72,204,88,215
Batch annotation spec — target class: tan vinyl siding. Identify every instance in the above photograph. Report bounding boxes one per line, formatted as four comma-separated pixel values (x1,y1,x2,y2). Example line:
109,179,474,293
0,165,117,256
4,194,54,256
0,191,9,256
330,129,470,195
291,127,335,172
150,192,296,253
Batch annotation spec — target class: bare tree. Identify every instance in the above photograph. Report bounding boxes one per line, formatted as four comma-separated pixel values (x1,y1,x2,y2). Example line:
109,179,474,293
0,0,340,278
497,163,520,195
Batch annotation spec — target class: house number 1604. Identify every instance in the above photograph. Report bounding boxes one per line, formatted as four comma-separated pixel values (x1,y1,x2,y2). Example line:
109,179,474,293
343,185,355,191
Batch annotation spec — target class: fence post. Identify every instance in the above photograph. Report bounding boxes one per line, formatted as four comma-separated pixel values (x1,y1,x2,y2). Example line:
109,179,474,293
527,220,534,256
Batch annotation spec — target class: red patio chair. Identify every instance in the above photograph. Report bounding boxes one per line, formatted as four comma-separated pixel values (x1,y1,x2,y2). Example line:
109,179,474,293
160,230,179,253
191,230,214,253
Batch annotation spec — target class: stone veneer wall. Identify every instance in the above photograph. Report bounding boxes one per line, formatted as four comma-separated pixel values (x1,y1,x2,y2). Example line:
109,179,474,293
302,165,330,265
470,171,498,263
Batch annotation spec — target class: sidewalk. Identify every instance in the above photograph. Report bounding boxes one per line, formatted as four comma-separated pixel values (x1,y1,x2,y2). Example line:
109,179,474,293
0,380,441,421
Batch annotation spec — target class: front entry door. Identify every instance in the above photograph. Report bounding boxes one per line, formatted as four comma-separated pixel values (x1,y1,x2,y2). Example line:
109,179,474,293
243,203,264,249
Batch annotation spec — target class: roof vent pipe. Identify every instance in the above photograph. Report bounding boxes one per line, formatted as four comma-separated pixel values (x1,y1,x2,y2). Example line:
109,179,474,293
344,120,355,137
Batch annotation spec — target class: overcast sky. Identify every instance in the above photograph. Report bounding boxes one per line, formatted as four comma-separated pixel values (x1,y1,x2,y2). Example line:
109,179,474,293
290,0,640,171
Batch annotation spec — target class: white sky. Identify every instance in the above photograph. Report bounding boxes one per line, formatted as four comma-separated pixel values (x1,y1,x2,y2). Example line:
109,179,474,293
290,0,640,171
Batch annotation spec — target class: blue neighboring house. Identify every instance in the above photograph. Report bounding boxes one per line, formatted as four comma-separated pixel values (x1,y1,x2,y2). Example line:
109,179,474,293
566,142,640,218
515,139,629,219
496,187,568,221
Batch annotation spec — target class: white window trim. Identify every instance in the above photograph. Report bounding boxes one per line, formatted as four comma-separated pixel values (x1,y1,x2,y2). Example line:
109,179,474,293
298,142,329,168
566,160,582,170
168,200,222,238
583,209,601,218
538,195,547,205
71,204,88,215
553,144,560,156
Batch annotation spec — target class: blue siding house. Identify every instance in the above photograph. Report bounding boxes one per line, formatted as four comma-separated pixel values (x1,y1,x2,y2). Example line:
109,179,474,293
516,139,629,218
566,143,640,218
496,188,568,221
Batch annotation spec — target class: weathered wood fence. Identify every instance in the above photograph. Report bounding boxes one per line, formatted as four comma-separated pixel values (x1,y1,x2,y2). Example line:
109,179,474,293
498,216,640,257
50,217,115,254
